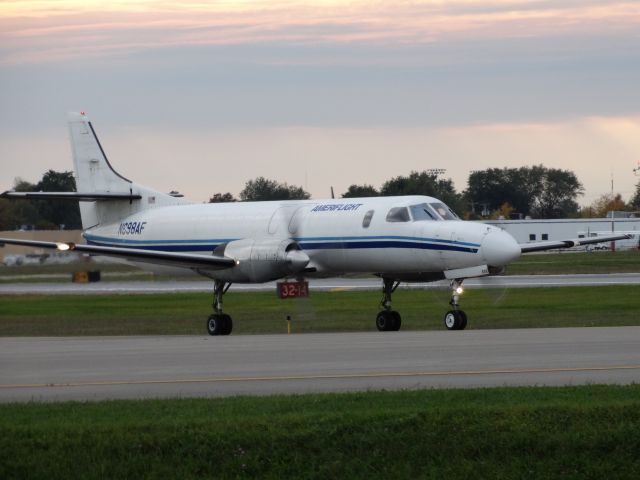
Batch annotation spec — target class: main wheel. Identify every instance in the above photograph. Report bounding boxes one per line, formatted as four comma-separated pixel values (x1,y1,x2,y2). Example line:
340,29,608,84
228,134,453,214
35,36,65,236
221,314,233,335
444,310,467,330
458,311,468,330
376,310,401,332
207,314,225,336
390,311,402,331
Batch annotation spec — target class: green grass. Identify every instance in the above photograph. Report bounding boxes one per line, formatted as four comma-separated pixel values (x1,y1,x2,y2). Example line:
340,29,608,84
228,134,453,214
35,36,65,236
2,285,640,336
2,250,639,283
1,385,639,479
509,250,640,275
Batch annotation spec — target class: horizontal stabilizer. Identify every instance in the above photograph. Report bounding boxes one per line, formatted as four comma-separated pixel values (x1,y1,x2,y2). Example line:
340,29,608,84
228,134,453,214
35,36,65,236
520,233,631,253
0,238,236,270
1,191,141,201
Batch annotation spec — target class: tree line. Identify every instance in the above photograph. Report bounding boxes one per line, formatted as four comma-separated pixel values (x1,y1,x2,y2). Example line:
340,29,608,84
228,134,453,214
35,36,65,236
3,166,640,230
0,170,81,230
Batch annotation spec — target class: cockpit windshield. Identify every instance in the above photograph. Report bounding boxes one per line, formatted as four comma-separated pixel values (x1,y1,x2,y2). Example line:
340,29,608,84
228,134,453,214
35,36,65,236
386,206,411,222
409,204,437,221
429,202,459,220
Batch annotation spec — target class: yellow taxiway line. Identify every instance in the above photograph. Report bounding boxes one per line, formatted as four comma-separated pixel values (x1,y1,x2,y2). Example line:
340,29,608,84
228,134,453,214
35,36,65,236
2,365,640,389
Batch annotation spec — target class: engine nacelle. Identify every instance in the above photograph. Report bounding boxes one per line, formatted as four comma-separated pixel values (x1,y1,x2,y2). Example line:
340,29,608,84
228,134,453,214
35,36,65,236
214,238,310,283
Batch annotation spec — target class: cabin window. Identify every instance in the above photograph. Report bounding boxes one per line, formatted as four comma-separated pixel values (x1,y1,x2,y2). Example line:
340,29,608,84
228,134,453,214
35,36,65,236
529,234,536,241
542,234,549,241
410,203,437,221
429,202,458,220
362,210,374,228
386,207,410,222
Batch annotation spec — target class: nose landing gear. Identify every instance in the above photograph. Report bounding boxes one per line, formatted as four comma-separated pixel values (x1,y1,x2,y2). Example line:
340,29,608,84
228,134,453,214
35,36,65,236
444,279,467,330
207,280,233,336
376,278,402,331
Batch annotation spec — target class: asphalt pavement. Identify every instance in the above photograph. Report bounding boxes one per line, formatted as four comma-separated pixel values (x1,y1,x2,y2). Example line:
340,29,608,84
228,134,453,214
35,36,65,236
2,273,640,295
1,327,639,402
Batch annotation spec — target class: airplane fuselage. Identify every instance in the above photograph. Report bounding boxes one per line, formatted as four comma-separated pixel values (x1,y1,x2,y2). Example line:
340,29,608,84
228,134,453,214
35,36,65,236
83,195,521,281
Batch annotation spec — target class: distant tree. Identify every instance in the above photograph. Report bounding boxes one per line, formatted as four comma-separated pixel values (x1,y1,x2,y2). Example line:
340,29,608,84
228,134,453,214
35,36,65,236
493,202,515,220
466,166,582,219
35,170,81,229
3,177,40,230
13,178,37,192
0,171,81,230
0,199,19,230
208,192,237,203
629,182,640,210
380,171,464,215
240,177,310,201
583,193,628,218
341,184,379,198
530,168,583,219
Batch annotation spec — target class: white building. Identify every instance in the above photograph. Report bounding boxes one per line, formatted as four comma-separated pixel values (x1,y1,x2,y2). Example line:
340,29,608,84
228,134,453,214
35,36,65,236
479,214,640,251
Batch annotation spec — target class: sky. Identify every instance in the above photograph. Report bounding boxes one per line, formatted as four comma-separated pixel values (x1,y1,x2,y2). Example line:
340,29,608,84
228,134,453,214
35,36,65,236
1,0,640,206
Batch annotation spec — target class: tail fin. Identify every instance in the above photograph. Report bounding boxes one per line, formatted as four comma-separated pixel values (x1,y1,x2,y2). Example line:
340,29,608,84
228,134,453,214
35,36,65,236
67,112,188,229
68,112,133,195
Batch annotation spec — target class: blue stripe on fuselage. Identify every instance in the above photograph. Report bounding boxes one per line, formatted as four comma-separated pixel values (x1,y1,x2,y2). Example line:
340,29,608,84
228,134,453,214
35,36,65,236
299,241,478,253
84,233,479,254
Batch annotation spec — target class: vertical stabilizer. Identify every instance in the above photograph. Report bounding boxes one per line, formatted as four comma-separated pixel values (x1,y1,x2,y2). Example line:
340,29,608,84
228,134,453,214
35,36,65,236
67,112,188,229
68,112,133,194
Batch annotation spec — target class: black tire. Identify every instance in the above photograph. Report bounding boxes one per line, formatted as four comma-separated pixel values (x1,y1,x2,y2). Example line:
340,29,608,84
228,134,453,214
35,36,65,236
221,314,233,335
377,311,401,332
207,314,224,336
390,311,402,331
376,311,391,331
458,311,468,330
444,310,465,330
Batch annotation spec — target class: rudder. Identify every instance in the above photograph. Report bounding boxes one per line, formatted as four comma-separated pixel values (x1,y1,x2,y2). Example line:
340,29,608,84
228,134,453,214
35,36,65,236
67,112,188,229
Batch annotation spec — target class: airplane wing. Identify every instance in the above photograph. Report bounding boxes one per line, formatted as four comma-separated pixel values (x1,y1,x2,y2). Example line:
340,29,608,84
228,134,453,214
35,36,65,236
0,238,236,270
520,233,632,253
1,191,141,201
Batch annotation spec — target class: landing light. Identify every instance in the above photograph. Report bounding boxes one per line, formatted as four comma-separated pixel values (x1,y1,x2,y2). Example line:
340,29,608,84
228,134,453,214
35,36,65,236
455,287,464,295
56,243,70,251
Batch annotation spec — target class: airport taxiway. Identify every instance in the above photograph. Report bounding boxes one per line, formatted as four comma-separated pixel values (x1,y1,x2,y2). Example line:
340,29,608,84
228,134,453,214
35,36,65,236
1,327,639,402
2,273,640,295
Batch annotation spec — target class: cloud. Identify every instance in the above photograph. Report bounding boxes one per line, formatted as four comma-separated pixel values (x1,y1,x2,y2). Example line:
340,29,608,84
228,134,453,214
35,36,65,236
1,1,638,64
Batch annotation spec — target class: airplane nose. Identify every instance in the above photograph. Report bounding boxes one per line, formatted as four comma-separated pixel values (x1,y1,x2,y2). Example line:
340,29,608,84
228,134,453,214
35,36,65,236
481,229,521,267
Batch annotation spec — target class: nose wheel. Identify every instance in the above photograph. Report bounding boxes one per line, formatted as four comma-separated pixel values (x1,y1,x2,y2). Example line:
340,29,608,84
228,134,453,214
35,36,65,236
444,279,467,330
444,310,467,330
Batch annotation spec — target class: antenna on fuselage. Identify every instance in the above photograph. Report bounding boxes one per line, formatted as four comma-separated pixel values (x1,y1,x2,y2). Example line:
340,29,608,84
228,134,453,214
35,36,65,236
330,186,335,199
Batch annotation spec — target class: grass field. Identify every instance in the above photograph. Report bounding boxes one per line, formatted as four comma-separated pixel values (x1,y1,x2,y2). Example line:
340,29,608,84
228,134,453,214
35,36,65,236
1,385,639,479
2,250,640,283
1,285,640,336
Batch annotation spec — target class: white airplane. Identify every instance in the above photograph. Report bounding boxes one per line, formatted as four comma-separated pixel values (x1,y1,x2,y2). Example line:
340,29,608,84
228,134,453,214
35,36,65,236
1,113,629,335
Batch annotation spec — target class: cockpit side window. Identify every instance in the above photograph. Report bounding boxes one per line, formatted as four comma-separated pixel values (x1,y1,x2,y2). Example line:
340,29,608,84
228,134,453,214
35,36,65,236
386,207,410,222
429,202,459,220
410,203,437,221
362,210,374,228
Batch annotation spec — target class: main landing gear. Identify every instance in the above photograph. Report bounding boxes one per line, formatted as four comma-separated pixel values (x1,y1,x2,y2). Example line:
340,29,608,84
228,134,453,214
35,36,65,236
376,278,402,332
207,280,233,336
444,279,467,331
